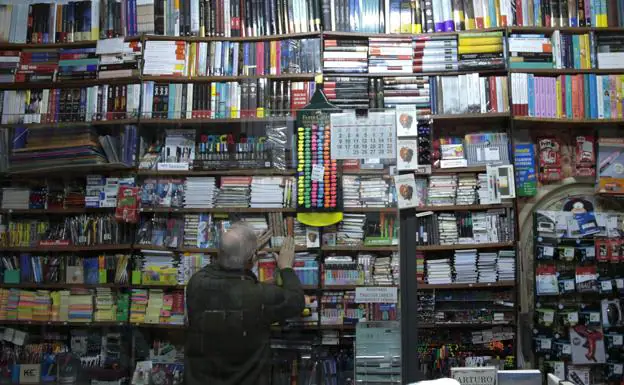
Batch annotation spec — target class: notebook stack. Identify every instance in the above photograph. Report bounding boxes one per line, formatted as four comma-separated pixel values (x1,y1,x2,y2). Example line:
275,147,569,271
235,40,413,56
57,48,98,81
477,173,491,204
250,177,284,208
145,289,164,324
129,289,148,324
5,289,19,320
382,77,432,118
215,176,252,207
509,34,553,69
323,77,370,109
142,41,187,76
427,176,457,206
455,174,478,205
454,249,478,284
478,252,498,283
438,213,459,244
497,250,516,281
342,175,361,208
57,290,70,322
16,48,59,83
369,37,412,74
425,258,453,284
0,50,20,83
458,32,506,71
184,177,217,208
360,177,393,207
94,288,115,322
417,251,425,283
413,36,458,73
372,255,394,286
98,41,143,79
68,289,94,323
596,33,624,69
1,187,30,209
337,214,366,245
0,289,9,320
17,290,34,321
33,290,51,321
323,39,368,74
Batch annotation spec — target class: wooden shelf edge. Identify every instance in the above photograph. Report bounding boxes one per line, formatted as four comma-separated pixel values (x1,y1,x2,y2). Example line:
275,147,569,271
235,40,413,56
432,112,510,120
418,281,516,289
412,203,513,212
513,116,624,124
1,244,133,252
139,207,297,213
416,242,515,251
136,169,296,176
321,245,398,251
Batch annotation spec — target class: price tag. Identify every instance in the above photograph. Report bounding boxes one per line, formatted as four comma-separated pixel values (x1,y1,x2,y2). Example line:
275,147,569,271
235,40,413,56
614,364,623,375
590,312,601,323
543,246,555,257
543,311,554,323
613,335,623,346
616,279,624,289
568,312,579,323
562,344,572,355
541,338,552,350
311,164,325,182
601,280,613,291
564,280,575,291
78,236,87,243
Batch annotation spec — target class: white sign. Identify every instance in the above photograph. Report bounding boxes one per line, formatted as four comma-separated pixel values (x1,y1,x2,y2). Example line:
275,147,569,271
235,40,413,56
451,367,497,385
330,111,396,160
311,164,325,182
19,364,40,384
355,287,398,303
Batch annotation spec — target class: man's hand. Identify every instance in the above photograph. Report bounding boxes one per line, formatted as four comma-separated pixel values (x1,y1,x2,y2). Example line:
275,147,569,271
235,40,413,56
277,237,296,270
256,229,273,250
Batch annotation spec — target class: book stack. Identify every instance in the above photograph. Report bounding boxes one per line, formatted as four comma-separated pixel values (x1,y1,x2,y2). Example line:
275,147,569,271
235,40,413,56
17,290,35,321
143,41,188,76
477,252,498,283
454,249,478,284
57,48,98,81
432,74,509,114
323,77,370,109
391,252,400,283
497,250,516,281
425,258,453,284
455,175,477,205
343,175,361,207
250,177,284,208
184,177,217,208
337,214,366,245
417,251,425,283
427,176,457,206
5,289,19,320
477,173,491,204
1,187,30,209
94,288,115,322
98,41,143,79
512,0,624,27
68,289,94,323
240,39,321,75
509,34,554,69
511,73,624,119
596,33,624,69
323,39,368,74
360,177,393,208
413,36,458,73
458,32,505,71
0,50,20,83
369,37,412,74
145,289,164,324
372,255,394,286
215,176,252,207
382,77,432,118
130,289,149,324
167,291,185,325
437,213,459,244
16,48,59,83
183,214,214,249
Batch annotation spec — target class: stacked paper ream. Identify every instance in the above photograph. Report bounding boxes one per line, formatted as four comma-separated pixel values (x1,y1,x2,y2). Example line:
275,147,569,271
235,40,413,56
342,176,360,207
425,258,453,284
427,176,457,206
32,290,51,321
18,290,35,321
456,175,477,205
68,291,94,323
59,291,70,322
497,250,516,281
438,213,459,245
94,288,115,322
477,173,490,204
478,252,498,283
215,176,252,207
337,214,366,245
0,288,9,319
360,177,392,207
413,36,459,73
130,289,148,323
250,177,284,208
454,249,478,284
372,256,394,286
145,289,164,324
183,177,217,208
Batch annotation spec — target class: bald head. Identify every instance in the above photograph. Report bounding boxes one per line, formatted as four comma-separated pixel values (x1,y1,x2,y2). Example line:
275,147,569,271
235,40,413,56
218,223,258,269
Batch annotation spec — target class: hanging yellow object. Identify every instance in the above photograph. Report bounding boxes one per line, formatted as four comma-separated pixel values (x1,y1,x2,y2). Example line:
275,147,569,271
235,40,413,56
296,212,343,227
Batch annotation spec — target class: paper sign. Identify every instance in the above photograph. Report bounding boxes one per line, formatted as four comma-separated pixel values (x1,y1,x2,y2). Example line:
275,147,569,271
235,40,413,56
311,164,325,182
96,37,125,54
355,287,398,303
19,364,41,384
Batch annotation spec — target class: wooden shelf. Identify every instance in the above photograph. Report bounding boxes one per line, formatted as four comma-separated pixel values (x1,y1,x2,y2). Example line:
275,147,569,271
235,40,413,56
343,207,397,213
322,284,398,290
140,207,297,213
321,245,398,252
0,118,139,129
509,26,624,34
334,68,506,78
509,68,624,74
1,244,133,252
431,166,487,174
419,322,514,329
9,163,132,176
0,35,140,50
0,77,141,90
412,203,513,212
145,32,321,42
131,323,186,329
142,74,316,82
0,320,126,327
134,245,306,253
513,116,624,125
4,207,114,215
140,116,294,125
432,112,510,121
341,169,390,176
323,27,505,39
136,169,296,176
416,242,515,251
0,283,129,290
418,281,516,290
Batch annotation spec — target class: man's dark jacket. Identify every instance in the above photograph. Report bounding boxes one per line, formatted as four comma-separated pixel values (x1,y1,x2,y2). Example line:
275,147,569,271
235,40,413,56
185,264,305,385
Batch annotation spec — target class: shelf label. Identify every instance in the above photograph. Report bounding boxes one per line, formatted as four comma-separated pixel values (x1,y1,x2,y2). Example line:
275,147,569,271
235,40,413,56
355,287,398,303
